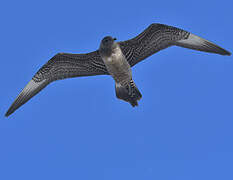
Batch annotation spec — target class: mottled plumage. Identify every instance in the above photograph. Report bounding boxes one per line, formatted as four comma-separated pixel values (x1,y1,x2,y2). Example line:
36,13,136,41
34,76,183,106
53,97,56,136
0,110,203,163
5,23,231,117
99,36,142,106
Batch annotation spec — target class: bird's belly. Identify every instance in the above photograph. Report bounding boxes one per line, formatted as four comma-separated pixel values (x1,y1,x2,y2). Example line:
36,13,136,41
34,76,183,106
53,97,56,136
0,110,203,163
104,54,132,83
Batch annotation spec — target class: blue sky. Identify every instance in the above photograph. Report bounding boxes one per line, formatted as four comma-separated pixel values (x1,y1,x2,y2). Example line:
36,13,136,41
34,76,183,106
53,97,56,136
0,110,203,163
1,0,233,179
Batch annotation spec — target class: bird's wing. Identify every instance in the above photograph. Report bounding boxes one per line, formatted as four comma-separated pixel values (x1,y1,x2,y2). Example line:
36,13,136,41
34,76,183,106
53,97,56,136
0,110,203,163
5,51,108,117
119,23,231,67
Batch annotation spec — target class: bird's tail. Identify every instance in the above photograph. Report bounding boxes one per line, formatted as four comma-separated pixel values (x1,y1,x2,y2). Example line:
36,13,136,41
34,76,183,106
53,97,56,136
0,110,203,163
174,33,231,56
115,79,142,107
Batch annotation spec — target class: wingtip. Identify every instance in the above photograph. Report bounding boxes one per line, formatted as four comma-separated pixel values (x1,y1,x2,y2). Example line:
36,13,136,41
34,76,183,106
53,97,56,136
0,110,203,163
5,106,16,117
176,33,231,56
5,111,11,117
5,79,49,117
204,39,231,56
216,48,231,56
216,49,231,56
225,51,231,56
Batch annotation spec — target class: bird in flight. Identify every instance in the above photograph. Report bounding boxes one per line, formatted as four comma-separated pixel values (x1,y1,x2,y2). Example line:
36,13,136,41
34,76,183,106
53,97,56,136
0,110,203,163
5,23,231,117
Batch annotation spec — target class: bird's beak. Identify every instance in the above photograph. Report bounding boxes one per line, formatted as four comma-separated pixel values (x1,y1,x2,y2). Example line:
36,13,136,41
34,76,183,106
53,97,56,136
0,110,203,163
113,37,117,41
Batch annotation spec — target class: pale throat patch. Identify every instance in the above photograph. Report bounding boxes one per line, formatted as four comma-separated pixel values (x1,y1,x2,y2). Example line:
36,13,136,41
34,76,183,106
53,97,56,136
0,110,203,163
105,45,123,63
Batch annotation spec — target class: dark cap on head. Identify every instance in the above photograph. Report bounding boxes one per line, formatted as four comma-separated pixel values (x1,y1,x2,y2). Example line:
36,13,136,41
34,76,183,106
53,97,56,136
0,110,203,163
101,36,116,45
99,36,117,56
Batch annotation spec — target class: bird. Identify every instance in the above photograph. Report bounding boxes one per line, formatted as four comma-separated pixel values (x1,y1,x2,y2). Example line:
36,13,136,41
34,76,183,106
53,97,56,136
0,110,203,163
5,23,231,117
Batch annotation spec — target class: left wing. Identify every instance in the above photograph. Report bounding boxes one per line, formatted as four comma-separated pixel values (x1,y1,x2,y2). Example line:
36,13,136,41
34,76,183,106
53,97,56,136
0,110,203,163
119,23,231,67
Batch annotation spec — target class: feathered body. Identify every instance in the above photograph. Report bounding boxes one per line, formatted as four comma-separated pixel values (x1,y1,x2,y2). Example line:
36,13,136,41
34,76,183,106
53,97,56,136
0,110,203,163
99,36,142,106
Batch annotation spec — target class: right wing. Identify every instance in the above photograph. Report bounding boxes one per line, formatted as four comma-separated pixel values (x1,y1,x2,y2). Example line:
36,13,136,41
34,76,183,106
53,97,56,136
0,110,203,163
5,51,108,117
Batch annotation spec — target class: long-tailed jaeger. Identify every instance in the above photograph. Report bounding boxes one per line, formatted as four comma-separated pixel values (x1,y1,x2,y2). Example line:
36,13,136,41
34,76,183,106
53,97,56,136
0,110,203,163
5,23,231,117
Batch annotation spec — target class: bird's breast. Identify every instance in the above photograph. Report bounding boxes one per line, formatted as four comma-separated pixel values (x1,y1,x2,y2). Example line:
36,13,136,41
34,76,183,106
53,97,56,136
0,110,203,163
102,46,125,66
102,45,132,82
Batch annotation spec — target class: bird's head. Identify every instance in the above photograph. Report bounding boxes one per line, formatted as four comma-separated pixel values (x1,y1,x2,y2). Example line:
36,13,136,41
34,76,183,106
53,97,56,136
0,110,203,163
100,36,117,49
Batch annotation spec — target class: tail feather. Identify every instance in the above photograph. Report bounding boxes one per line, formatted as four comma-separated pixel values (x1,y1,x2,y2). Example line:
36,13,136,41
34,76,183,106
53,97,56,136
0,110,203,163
175,33,231,56
115,80,142,107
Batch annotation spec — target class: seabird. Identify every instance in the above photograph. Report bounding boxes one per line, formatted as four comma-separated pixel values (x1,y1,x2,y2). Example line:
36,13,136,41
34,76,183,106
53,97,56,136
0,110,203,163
5,23,231,117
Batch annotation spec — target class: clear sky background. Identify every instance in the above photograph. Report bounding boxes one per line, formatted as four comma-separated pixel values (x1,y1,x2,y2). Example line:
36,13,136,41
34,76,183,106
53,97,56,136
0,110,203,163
1,0,233,179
